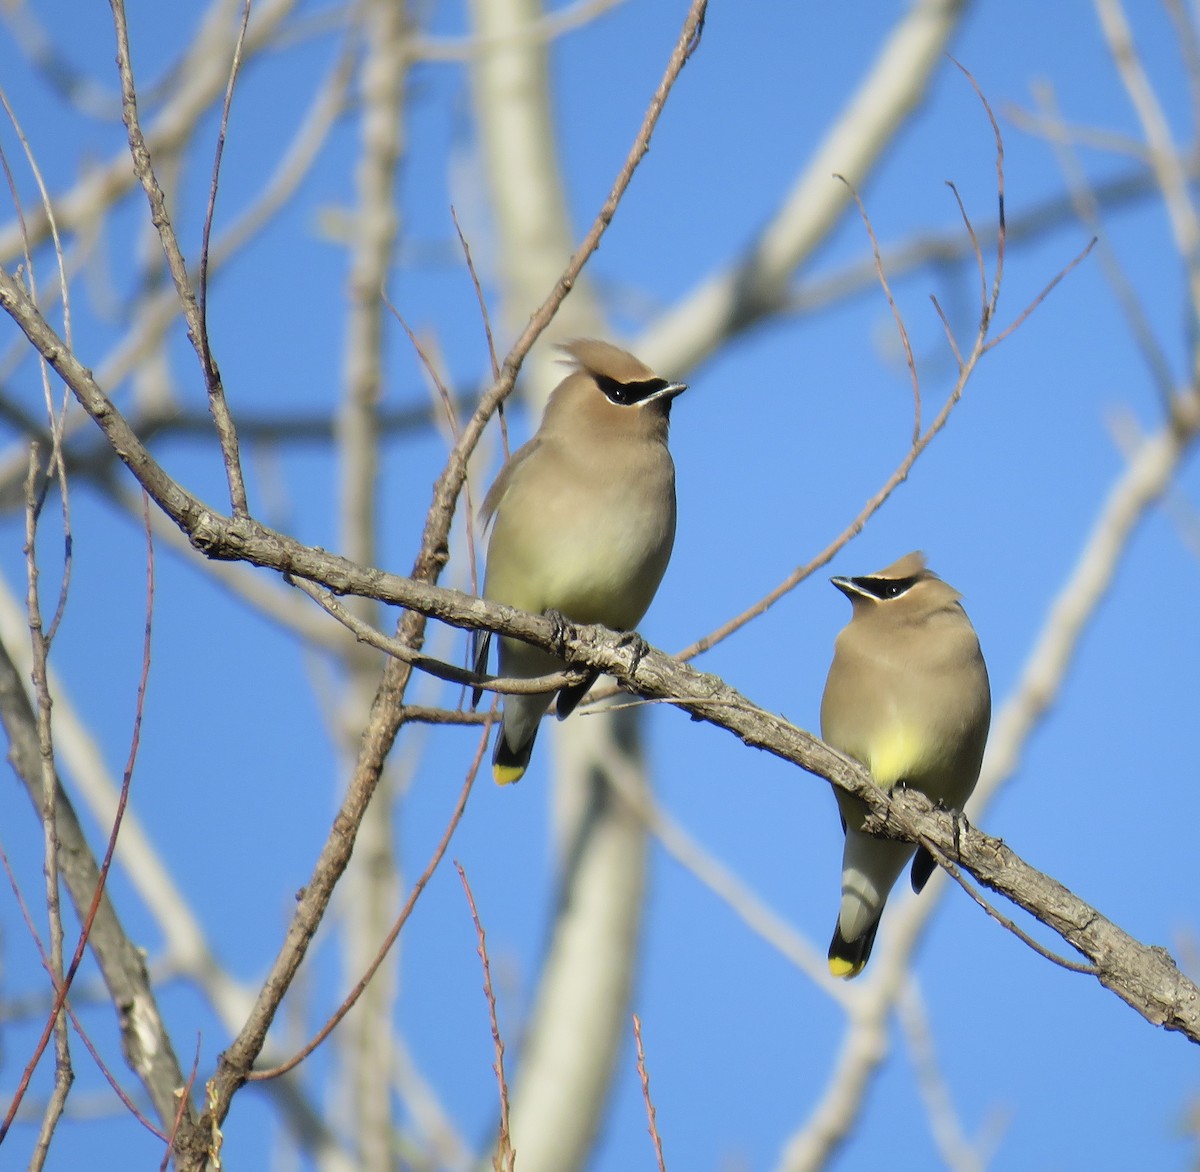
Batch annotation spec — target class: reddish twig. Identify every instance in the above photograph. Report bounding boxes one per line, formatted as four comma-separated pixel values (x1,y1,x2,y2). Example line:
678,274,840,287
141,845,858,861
160,1038,203,1172
669,63,1088,667
456,861,514,1172
0,487,155,1143
247,715,491,1082
634,1014,667,1172
0,841,167,1141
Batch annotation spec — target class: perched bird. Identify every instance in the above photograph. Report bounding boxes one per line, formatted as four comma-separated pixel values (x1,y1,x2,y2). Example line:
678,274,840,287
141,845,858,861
473,339,687,785
819,552,990,978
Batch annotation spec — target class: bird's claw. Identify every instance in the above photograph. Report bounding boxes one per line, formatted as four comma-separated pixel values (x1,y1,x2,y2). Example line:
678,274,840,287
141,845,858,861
618,629,650,675
543,608,571,656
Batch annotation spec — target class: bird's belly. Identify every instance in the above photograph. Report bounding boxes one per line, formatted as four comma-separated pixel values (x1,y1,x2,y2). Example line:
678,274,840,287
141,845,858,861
864,722,931,789
487,504,673,631
535,517,671,628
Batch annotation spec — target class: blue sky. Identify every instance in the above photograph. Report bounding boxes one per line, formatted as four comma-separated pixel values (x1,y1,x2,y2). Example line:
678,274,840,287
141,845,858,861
0,1,1198,1169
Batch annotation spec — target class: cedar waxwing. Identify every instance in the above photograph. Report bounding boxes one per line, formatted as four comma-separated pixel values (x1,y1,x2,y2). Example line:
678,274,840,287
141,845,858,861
819,552,990,978
473,339,687,785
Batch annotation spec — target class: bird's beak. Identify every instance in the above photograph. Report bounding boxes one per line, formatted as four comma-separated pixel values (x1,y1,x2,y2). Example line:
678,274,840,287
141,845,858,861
644,381,688,404
830,575,869,601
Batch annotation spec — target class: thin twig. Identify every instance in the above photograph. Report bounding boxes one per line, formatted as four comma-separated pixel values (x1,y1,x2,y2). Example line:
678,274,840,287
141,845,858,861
108,0,249,516
452,206,499,383
444,207,495,629
13,445,73,1157
671,67,1088,667
951,58,1006,315
0,841,167,1141
161,1039,203,1172
0,89,74,649
195,0,253,518
456,861,514,1172
1,484,156,1145
837,175,921,442
633,1015,667,1172
247,718,489,1082
1026,79,1177,410
983,237,1097,353
287,572,588,694
921,839,1099,975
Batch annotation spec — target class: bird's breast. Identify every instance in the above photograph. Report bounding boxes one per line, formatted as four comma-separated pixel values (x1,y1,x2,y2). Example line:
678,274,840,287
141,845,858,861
484,443,676,631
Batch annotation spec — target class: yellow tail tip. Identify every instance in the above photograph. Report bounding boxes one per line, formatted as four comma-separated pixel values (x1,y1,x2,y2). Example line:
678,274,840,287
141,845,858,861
493,763,526,786
828,956,864,980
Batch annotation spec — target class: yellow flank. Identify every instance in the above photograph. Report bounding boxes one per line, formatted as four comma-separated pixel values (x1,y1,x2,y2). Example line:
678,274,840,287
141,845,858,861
828,956,864,980
867,723,927,789
493,763,525,786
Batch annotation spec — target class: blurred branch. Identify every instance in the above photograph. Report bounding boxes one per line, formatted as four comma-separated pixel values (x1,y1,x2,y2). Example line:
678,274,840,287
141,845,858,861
1095,0,1200,351
0,0,298,264
417,0,630,61
332,2,410,1166
638,0,967,373
1024,80,1178,409
464,0,687,1162
897,981,988,1172
600,723,843,997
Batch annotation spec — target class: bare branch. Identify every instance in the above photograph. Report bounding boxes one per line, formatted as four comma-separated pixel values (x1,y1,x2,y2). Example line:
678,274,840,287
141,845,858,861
108,0,249,515
248,722,487,1081
456,862,514,1172
633,1016,667,1172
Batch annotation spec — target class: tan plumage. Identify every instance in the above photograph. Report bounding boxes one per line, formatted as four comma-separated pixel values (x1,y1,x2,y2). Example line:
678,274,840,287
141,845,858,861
474,339,687,784
820,552,990,978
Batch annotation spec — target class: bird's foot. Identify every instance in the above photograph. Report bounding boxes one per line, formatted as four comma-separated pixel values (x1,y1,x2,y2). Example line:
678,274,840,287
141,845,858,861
543,607,571,657
950,808,970,862
618,629,650,675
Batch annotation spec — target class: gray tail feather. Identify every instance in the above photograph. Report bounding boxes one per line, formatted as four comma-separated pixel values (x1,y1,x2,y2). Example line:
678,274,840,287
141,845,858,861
471,630,491,710
910,845,937,893
555,670,598,720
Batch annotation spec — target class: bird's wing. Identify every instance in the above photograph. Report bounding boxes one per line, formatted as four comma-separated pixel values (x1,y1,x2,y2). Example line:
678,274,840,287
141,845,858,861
478,438,542,530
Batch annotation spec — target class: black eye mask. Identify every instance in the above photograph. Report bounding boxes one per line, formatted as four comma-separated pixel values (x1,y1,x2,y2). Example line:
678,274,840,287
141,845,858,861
851,574,922,601
595,374,673,406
